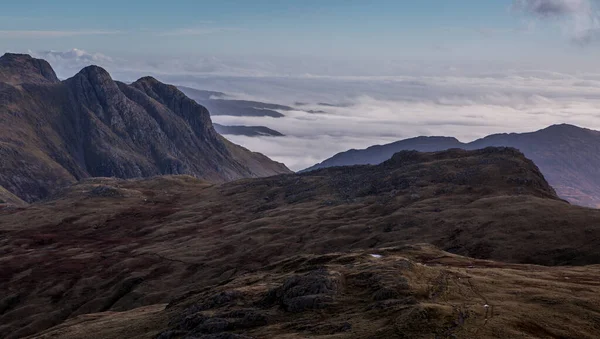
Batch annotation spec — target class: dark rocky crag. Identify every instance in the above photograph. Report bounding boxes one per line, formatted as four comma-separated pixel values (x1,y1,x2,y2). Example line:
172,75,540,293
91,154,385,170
0,53,290,202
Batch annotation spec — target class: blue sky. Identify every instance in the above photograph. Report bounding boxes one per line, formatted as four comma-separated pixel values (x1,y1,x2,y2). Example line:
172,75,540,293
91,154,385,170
1,0,591,71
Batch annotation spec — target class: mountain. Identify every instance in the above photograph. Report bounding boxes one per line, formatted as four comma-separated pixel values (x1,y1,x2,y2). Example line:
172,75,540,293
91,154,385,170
304,125,600,208
0,53,290,202
305,136,464,170
213,123,284,137
4,148,600,338
179,86,293,118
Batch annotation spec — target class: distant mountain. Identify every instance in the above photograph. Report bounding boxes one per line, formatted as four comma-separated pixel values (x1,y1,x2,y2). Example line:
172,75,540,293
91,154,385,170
0,53,290,202
213,123,284,137
179,86,293,118
304,124,600,208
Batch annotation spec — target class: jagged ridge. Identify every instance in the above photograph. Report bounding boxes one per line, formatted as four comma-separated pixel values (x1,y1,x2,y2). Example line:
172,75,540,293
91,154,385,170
0,54,290,202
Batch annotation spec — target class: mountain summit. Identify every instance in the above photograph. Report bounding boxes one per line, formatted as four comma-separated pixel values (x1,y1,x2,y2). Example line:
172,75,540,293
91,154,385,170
0,54,290,202
0,53,59,85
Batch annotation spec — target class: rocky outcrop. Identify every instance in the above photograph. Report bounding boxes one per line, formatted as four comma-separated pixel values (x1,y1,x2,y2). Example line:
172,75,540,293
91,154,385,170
0,53,290,202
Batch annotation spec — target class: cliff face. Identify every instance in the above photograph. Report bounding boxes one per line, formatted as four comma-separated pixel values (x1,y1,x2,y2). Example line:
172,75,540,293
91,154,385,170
0,54,290,202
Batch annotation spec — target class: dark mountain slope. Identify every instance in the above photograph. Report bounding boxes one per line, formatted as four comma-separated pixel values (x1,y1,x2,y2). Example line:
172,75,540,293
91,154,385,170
305,136,464,170
3,148,600,337
0,54,290,202
469,124,600,208
304,124,600,208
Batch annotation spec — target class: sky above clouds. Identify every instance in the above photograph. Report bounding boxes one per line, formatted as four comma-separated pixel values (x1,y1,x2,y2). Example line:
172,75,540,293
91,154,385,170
3,0,600,170
3,0,600,72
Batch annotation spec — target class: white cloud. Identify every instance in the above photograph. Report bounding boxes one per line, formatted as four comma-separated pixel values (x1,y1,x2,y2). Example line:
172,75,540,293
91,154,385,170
30,49,116,79
35,48,113,63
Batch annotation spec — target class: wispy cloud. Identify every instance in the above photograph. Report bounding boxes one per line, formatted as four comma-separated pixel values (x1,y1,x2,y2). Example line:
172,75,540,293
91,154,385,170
512,0,591,17
512,0,600,45
0,30,121,38
156,27,241,37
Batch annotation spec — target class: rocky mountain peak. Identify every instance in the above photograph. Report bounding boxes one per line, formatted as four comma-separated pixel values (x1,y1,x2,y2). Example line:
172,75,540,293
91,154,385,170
131,75,215,136
0,53,59,85
65,65,126,116
0,55,291,202
131,75,187,105
74,65,114,84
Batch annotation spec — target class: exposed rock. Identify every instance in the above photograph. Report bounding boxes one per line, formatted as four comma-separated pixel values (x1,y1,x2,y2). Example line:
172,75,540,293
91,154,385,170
261,269,341,312
89,185,124,198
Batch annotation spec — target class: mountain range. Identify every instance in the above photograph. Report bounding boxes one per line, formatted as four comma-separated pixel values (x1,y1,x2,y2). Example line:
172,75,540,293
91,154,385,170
305,124,600,208
0,53,290,203
3,147,600,338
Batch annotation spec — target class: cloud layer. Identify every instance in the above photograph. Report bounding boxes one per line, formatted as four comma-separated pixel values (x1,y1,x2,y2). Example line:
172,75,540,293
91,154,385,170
199,72,600,170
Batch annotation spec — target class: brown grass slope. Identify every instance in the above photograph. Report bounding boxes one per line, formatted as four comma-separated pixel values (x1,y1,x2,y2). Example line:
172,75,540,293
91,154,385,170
2,148,600,338
0,53,290,203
